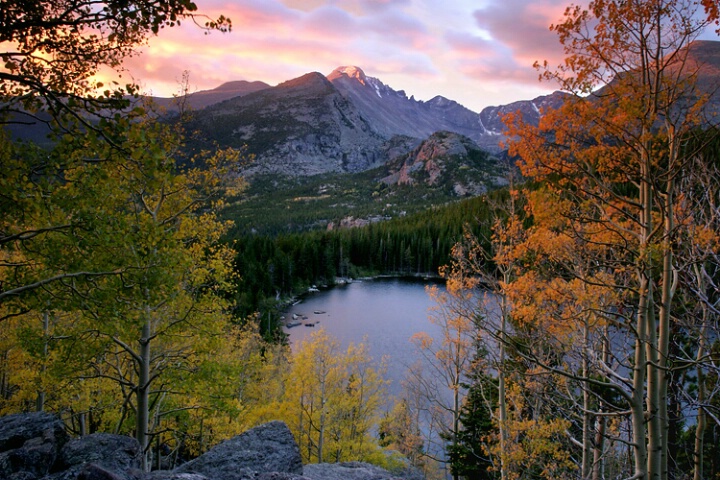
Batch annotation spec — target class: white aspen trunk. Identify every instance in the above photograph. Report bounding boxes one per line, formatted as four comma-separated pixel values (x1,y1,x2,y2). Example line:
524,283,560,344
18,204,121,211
137,320,151,472
592,331,610,480
657,174,675,480
640,175,662,480
582,323,592,480
633,170,652,480
36,310,49,412
318,372,326,463
693,336,706,480
79,412,87,436
633,280,650,480
453,350,460,480
498,292,508,480
693,264,709,480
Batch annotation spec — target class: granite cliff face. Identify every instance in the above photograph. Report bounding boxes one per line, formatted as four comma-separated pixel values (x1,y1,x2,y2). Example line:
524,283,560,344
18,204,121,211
379,131,508,196
149,80,271,111
8,41,720,181
185,71,389,176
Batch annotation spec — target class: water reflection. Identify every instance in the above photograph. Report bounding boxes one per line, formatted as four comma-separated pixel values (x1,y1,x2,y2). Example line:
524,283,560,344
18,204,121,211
284,277,446,398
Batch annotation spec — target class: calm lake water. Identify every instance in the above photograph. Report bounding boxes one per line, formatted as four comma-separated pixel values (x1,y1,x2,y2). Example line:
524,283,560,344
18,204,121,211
283,277,446,398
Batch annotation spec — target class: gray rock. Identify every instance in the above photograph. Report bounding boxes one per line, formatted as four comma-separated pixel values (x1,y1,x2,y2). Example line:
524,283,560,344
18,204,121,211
58,433,142,470
255,473,309,480
9,472,40,480
0,412,68,480
74,463,124,480
142,473,209,480
0,412,67,452
303,462,421,480
49,434,142,480
173,421,303,480
0,414,422,480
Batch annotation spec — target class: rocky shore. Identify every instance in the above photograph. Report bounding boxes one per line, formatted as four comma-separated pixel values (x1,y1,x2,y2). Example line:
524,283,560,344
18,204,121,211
0,412,422,480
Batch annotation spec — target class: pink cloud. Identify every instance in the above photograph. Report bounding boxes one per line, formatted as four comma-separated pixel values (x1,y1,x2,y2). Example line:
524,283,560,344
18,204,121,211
444,31,543,87
300,6,361,37
434,0,579,91
115,0,574,109
366,10,433,50
282,0,410,14
475,0,567,62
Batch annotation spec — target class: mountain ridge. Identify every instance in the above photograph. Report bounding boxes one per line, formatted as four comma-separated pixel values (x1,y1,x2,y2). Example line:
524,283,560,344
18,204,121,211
181,63,569,177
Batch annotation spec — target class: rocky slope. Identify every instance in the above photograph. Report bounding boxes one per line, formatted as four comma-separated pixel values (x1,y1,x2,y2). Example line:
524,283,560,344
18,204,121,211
0,412,422,480
378,131,508,196
185,72,391,176
9,41,719,182
180,40,720,179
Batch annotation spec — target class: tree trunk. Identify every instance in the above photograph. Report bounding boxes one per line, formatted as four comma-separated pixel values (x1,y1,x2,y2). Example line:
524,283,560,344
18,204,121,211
592,331,610,480
693,265,709,480
498,294,508,480
36,311,49,412
453,365,460,480
318,374,326,463
658,162,679,480
137,320,151,471
582,323,592,480
633,173,651,479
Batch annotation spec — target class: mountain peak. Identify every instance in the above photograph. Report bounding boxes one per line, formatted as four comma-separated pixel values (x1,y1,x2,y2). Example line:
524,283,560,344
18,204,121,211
328,66,368,85
277,72,332,90
211,80,270,93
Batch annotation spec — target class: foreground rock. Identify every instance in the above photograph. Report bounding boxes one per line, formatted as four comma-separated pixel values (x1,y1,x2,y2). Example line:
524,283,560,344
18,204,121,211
304,462,424,480
0,412,68,480
170,420,303,480
49,433,142,480
0,413,420,480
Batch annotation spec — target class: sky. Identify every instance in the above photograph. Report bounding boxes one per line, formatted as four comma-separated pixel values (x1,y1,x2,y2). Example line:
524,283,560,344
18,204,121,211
121,0,717,113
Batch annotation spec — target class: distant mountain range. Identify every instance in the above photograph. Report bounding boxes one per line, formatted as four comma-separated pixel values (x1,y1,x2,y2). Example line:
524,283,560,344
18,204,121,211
175,64,567,177
5,40,718,233
7,40,720,185
157,39,719,179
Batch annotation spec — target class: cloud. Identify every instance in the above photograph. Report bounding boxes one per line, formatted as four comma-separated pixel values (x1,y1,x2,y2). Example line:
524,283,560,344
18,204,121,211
444,31,540,86
116,0,573,109
436,0,572,91
299,5,363,39
366,9,433,49
281,0,411,15
124,0,440,93
473,0,568,61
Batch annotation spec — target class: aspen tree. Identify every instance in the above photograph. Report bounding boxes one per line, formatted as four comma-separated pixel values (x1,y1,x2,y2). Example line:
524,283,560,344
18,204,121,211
505,1,720,479
283,330,387,464
410,281,480,480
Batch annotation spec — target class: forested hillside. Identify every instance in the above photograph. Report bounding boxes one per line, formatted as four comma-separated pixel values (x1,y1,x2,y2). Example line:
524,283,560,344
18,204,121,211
231,192,503,328
221,131,506,237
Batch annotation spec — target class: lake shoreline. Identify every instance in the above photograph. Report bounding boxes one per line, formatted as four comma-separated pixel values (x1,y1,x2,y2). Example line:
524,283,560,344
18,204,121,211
279,273,444,318
281,277,448,398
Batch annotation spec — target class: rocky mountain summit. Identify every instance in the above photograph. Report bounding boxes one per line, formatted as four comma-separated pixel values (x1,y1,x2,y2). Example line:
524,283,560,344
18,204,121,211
9,41,720,183
181,65,564,178
0,412,422,480
172,40,720,179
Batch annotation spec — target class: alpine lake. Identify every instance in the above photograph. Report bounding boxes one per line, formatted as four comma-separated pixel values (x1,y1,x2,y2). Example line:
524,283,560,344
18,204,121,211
283,277,447,399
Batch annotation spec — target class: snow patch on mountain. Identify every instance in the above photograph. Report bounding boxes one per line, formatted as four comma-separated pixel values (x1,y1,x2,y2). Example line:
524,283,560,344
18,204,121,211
328,66,368,85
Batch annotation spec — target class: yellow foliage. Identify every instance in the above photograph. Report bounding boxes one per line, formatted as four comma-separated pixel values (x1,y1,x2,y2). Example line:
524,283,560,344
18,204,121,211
278,329,388,464
488,381,576,480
